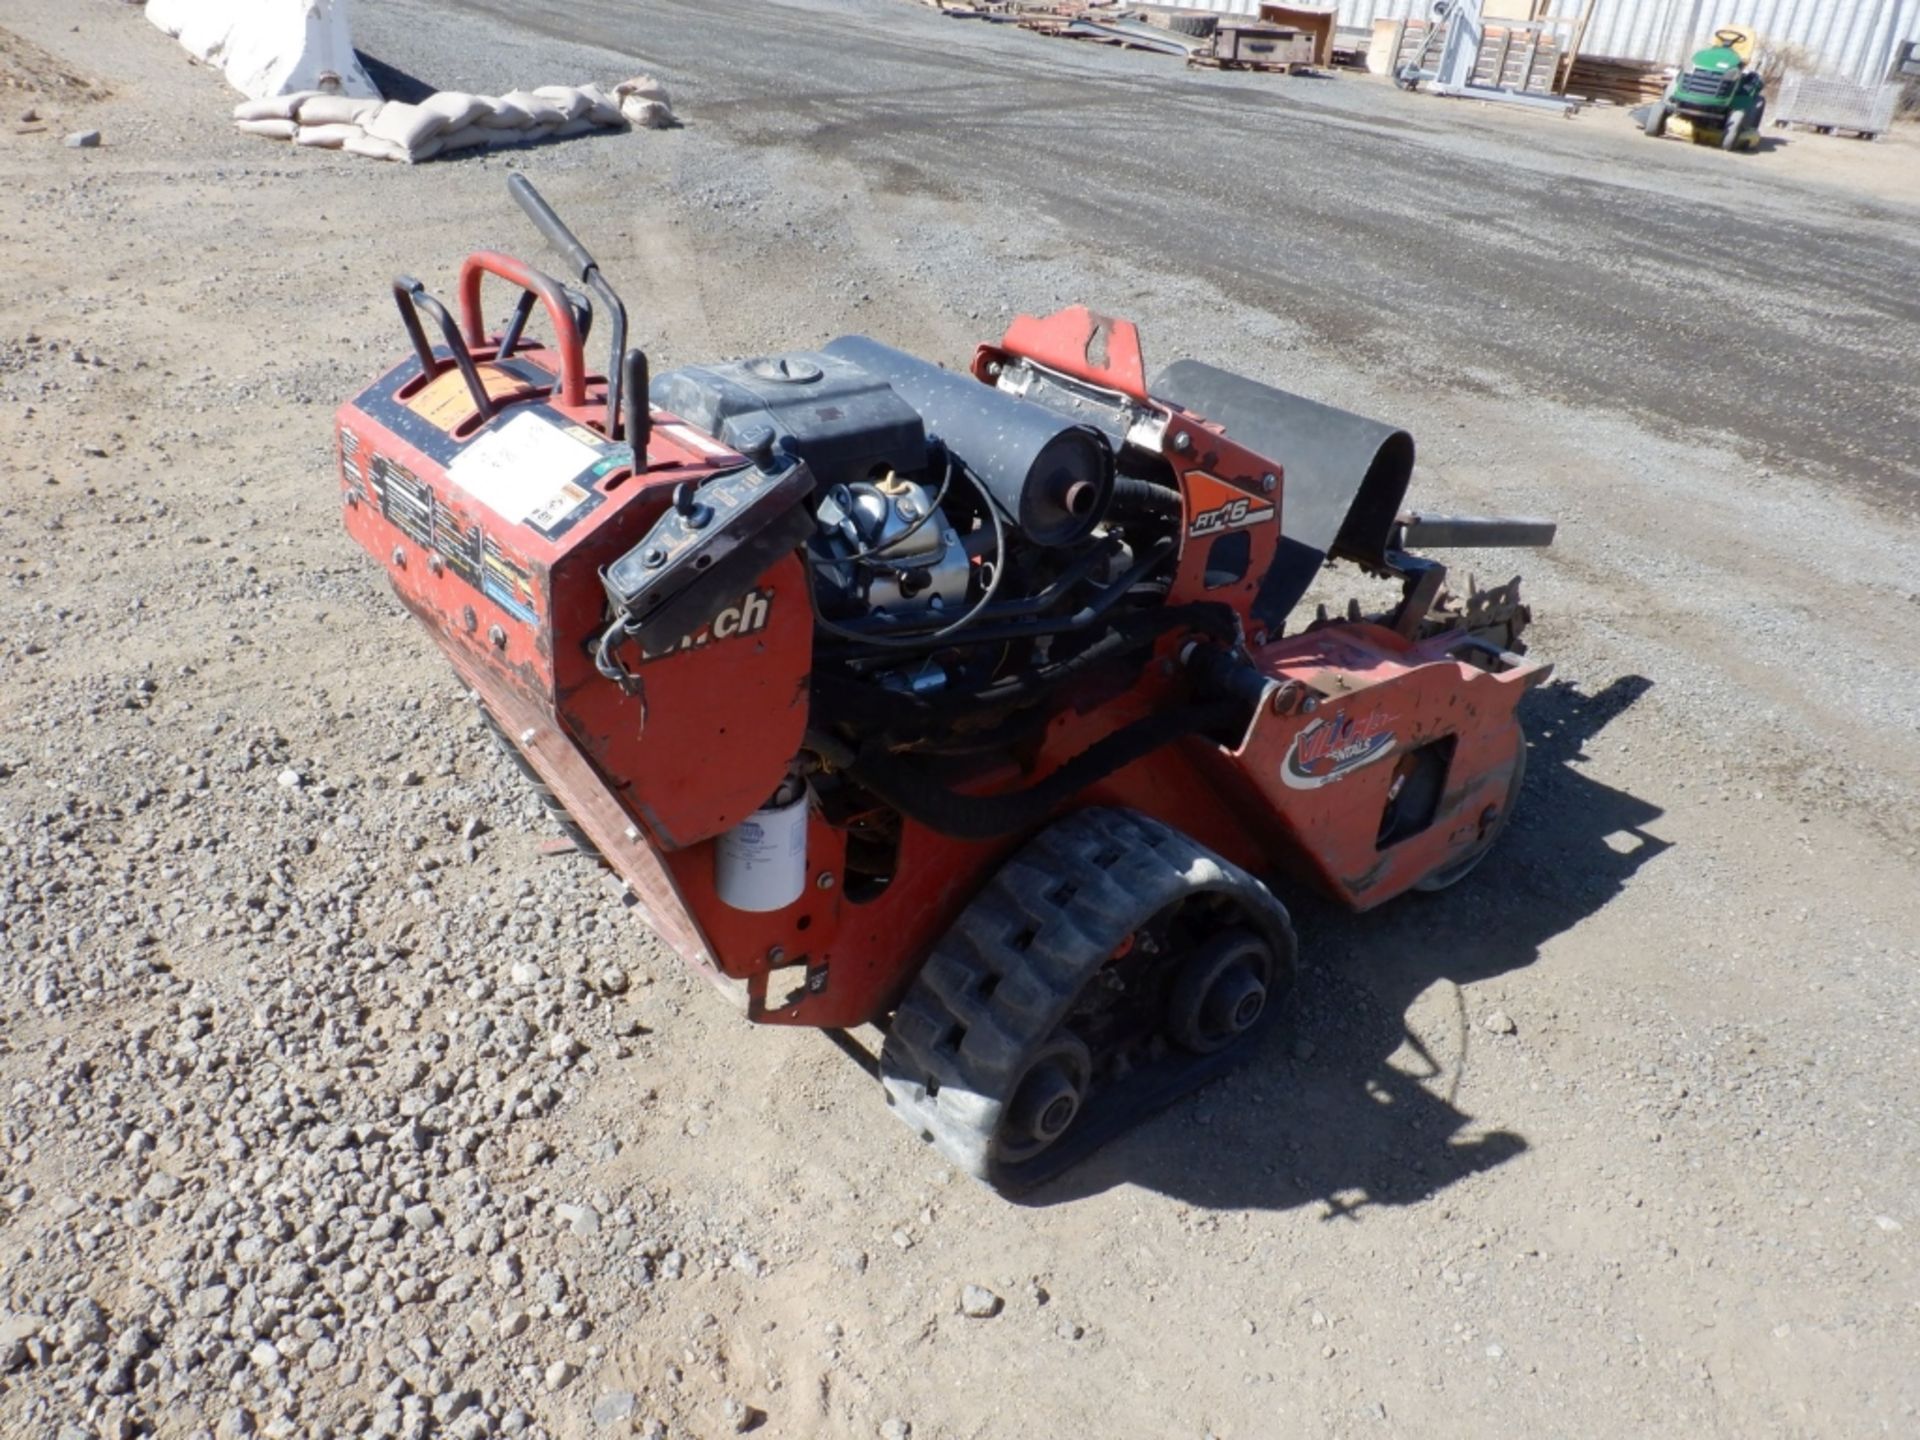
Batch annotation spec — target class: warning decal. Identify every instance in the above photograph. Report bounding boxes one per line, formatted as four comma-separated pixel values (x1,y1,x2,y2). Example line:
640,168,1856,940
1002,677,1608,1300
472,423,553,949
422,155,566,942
482,535,538,624
448,410,604,527
375,454,435,549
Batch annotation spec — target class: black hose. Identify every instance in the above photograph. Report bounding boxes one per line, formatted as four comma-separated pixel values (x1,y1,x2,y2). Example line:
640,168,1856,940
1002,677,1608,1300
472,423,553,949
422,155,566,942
808,603,1241,753
957,602,1237,709
1110,476,1182,520
810,698,1248,842
821,535,1177,658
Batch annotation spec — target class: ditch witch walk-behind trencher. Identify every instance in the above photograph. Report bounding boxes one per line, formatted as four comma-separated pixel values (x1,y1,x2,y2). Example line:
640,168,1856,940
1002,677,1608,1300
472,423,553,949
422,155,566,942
338,181,1557,1192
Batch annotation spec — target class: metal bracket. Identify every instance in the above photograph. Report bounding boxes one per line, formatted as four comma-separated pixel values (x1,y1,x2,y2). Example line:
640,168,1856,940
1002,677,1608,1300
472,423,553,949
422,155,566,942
1386,551,1448,639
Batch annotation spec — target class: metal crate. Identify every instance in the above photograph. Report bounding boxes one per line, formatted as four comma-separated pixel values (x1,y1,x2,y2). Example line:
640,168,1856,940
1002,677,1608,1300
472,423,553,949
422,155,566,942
1214,25,1315,70
1775,73,1900,137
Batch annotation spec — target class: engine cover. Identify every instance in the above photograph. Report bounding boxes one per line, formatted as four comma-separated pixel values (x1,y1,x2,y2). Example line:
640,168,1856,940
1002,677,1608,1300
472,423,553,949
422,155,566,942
649,350,927,490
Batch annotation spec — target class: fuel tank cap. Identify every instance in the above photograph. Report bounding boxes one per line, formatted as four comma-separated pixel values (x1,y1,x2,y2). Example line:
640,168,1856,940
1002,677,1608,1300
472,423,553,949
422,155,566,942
745,355,824,385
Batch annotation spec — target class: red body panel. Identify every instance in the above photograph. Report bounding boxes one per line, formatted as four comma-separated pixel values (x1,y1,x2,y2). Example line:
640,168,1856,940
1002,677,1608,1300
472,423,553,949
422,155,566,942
340,295,1545,1032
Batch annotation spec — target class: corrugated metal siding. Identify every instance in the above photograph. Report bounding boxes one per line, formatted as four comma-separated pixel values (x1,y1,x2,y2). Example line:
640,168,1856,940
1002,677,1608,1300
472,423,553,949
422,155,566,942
1172,0,1920,84
1580,0,1920,83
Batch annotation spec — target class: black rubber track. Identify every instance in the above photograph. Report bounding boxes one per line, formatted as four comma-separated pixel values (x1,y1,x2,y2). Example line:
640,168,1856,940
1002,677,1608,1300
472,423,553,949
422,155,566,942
878,806,1297,1193
476,703,605,865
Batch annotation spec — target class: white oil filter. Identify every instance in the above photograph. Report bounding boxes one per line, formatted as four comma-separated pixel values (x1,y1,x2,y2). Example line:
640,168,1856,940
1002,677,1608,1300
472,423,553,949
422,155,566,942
715,793,808,912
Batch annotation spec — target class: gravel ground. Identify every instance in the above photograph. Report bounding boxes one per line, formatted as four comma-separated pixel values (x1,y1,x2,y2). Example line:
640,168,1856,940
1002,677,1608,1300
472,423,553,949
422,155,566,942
2,2,1918,1438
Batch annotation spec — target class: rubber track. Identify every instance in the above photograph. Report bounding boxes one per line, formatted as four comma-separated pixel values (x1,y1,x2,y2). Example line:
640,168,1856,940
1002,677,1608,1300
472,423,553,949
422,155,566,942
879,807,1296,1192
476,704,605,865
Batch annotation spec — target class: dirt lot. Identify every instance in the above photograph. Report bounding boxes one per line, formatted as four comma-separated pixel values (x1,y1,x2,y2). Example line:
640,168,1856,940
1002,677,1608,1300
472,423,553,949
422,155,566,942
2,2,1918,1438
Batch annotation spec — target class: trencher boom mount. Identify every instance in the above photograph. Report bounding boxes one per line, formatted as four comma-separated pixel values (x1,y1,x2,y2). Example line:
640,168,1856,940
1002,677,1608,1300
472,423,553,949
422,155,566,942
338,179,1556,1192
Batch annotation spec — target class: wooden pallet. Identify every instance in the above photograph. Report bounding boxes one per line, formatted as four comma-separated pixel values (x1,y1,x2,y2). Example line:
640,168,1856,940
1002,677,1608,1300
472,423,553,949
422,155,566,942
1189,55,1316,74
1564,55,1670,106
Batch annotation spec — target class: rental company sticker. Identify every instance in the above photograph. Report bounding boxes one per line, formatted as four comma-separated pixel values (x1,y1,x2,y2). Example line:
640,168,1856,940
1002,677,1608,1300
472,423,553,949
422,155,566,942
1281,711,1397,790
447,411,604,526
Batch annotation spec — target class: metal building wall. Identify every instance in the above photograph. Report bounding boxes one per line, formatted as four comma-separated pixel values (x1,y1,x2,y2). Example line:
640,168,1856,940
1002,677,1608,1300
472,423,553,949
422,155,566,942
1579,0,1920,82
1171,0,1920,84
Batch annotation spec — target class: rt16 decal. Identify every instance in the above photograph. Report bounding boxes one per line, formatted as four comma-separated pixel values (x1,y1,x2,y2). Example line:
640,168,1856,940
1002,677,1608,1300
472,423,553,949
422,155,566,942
637,588,772,662
1282,711,1397,789
1185,473,1276,538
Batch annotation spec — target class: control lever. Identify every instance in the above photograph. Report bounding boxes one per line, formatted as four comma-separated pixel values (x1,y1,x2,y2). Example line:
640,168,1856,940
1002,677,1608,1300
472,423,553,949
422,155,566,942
596,449,816,673
508,176,629,443
673,481,714,530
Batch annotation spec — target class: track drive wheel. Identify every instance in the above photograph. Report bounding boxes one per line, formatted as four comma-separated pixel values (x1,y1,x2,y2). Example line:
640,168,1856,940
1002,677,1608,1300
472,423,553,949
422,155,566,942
1414,726,1527,894
879,808,1297,1193
476,702,604,865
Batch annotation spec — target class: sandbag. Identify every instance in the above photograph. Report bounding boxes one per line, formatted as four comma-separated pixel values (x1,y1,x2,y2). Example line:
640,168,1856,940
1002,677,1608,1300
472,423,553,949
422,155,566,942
233,73,654,160
534,86,593,121
437,124,494,153
501,90,569,128
234,92,319,122
343,132,407,162
295,94,380,126
615,77,675,129
623,98,673,130
615,75,670,107
419,91,489,130
364,102,447,151
577,84,625,127
476,97,536,129
295,122,361,149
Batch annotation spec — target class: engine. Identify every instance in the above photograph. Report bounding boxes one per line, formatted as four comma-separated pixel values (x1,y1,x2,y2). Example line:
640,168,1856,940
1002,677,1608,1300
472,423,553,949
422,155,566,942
641,335,1168,708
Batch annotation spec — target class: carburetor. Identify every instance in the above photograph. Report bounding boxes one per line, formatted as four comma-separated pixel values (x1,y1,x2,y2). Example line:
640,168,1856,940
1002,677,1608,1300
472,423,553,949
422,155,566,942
813,472,973,619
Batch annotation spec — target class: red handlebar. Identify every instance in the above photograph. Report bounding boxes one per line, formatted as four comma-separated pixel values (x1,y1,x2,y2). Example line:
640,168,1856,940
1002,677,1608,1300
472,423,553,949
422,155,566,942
458,251,588,411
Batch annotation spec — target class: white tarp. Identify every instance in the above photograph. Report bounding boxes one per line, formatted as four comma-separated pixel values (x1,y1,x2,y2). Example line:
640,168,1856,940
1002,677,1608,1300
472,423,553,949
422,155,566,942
147,0,380,101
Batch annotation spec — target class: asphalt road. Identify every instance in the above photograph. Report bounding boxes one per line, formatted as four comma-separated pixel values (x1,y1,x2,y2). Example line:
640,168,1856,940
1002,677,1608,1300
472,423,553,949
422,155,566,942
385,0,1920,509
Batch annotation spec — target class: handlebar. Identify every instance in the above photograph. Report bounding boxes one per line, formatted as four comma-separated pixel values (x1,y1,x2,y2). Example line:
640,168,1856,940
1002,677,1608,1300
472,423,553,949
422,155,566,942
509,174,597,284
507,176,629,441
456,251,588,411
391,275,494,425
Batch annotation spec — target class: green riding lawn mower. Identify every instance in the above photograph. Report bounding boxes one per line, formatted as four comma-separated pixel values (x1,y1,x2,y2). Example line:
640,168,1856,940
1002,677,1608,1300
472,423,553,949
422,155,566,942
1643,26,1767,153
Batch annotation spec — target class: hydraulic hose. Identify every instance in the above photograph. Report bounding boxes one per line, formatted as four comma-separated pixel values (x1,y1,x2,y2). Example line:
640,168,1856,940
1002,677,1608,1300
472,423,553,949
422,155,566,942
1109,476,1183,520
822,535,1178,658
808,697,1248,843
808,603,1241,746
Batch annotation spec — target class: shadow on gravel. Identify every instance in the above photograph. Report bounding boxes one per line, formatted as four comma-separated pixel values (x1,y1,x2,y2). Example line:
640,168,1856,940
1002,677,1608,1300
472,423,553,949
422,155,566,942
357,51,438,105
1023,674,1667,1212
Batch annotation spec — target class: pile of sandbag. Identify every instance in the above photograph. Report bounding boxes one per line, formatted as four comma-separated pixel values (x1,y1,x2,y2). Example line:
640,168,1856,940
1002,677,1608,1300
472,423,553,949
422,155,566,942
232,78,674,163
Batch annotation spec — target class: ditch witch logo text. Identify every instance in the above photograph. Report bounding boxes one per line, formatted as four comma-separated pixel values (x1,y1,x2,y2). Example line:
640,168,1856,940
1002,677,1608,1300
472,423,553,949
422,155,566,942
636,588,773,662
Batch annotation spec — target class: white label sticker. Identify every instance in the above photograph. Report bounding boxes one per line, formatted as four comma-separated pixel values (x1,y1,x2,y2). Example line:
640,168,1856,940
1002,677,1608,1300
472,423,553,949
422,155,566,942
448,411,603,526
524,482,591,534
656,419,733,458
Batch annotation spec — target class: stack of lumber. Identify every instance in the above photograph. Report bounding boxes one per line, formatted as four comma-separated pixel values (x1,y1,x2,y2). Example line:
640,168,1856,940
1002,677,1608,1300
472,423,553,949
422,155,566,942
1564,55,1671,105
